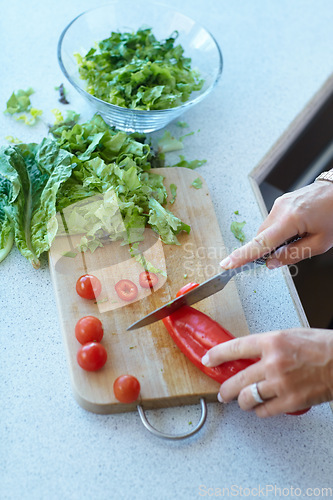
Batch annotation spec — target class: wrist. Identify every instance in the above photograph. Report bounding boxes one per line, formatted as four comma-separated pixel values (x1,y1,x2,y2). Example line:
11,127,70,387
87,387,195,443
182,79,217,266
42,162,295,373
324,331,333,400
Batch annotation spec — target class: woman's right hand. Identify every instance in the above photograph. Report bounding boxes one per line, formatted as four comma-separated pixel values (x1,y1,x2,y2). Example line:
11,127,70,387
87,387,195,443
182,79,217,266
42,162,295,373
220,180,333,270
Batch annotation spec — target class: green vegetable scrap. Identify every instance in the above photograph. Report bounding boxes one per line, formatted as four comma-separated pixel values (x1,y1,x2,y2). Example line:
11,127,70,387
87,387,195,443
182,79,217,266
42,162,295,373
5,88,34,114
0,114,190,267
75,27,204,110
55,83,69,105
15,108,43,126
191,177,202,189
171,155,206,169
5,136,23,144
62,251,77,258
4,88,42,125
179,131,195,140
51,108,65,124
230,221,246,242
176,121,189,128
169,183,177,204
157,130,184,154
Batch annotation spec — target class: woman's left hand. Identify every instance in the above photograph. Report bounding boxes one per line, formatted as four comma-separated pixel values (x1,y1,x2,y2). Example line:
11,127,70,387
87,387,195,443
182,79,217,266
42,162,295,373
202,328,333,417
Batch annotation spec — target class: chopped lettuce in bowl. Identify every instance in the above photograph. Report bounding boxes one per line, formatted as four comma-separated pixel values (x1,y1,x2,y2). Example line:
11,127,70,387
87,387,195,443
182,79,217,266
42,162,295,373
57,1,223,132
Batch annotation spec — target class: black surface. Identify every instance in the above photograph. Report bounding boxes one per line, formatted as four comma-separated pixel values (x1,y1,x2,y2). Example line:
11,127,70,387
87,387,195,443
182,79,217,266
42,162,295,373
258,88,333,329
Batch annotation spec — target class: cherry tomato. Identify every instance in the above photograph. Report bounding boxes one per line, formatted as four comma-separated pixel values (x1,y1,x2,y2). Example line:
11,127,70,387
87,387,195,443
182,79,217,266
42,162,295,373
113,375,141,403
176,282,199,297
75,316,104,345
77,342,107,371
76,274,102,300
115,279,138,301
139,271,159,289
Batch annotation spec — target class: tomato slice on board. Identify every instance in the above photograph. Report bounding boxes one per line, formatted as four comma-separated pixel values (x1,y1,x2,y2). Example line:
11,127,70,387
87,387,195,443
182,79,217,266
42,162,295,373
76,274,102,300
139,271,158,289
113,375,141,403
77,342,107,371
75,316,104,345
115,279,138,302
176,282,199,297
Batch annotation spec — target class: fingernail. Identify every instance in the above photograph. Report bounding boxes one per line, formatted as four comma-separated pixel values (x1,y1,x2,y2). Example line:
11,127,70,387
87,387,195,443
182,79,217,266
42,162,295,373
217,393,224,403
220,257,231,269
266,258,281,270
201,354,210,366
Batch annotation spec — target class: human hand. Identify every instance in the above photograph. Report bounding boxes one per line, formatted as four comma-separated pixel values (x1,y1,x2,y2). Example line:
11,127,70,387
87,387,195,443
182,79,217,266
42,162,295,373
220,181,333,270
202,328,333,417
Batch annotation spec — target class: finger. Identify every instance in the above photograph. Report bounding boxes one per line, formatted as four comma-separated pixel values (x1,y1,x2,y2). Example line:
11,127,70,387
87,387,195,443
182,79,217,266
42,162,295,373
220,223,298,269
254,397,302,418
202,335,262,367
237,380,276,411
218,360,265,403
266,234,327,268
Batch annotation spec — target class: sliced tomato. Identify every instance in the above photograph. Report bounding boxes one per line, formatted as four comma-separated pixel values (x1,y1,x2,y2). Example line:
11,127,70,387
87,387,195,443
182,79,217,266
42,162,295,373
75,316,104,345
139,271,158,289
76,274,102,300
176,282,199,297
113,375,141,403
115,279,138,302
77,342,107,371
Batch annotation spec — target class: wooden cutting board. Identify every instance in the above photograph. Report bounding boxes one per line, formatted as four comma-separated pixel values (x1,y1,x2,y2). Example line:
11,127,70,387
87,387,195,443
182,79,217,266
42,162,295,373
49,167,250,414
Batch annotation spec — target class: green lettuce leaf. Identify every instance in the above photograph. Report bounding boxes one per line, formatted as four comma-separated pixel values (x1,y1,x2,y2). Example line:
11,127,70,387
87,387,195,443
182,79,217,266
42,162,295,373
5,88,34,114
157,131,184,154
148,197,190,244
191,177,202,189
230,221,246,242
169,183,177,204
170,155,207,169
0,177,14,263
0,114,191,266
57,190,129,252
15,107,43,126
0,141,75,267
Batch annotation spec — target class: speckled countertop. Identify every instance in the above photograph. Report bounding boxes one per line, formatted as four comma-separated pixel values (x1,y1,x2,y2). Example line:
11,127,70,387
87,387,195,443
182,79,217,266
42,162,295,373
1,1,332,499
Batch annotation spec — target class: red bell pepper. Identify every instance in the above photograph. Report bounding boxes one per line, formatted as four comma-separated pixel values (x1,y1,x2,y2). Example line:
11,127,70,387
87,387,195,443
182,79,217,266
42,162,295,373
163,284,310,416
162,304,258,384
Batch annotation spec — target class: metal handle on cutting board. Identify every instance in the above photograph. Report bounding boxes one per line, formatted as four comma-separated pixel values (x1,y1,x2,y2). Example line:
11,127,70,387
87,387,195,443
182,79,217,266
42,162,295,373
137,398,207,440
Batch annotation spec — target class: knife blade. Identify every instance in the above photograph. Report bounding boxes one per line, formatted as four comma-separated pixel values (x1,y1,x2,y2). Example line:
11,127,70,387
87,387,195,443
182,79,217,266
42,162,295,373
127,234,302,331
127,260,260,330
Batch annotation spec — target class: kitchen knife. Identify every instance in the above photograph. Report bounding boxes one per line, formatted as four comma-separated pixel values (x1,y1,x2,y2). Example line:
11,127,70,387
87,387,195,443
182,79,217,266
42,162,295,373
127,260,260,330
127,235,301,331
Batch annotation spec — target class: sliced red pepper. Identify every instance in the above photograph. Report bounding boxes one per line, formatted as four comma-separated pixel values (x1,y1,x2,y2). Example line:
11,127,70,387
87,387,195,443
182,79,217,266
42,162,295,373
162,305,258,384
164,284,311,415
286,408,311,416
176,282,199,297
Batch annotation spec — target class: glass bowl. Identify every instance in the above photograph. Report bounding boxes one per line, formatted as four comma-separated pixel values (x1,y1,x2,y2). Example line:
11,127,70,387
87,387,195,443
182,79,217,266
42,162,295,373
57,1,223,133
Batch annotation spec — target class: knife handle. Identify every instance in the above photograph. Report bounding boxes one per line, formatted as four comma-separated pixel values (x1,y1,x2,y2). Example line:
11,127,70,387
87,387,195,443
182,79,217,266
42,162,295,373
254,235,301,265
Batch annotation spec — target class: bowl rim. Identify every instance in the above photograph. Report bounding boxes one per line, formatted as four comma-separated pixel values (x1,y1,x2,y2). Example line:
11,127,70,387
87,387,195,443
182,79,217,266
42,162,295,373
57,0,223,115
